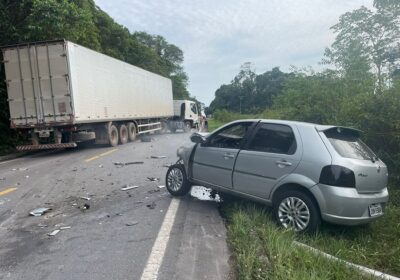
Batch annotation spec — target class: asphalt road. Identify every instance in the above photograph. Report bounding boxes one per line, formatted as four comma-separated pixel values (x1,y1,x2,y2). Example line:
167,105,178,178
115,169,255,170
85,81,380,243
0,132,230,280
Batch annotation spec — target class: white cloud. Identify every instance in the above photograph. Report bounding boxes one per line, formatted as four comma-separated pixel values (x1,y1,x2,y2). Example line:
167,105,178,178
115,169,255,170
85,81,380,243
95,0,373,105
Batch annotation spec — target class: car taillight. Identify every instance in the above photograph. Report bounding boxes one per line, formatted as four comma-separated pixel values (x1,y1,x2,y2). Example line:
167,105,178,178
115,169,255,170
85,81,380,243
319,165,355,188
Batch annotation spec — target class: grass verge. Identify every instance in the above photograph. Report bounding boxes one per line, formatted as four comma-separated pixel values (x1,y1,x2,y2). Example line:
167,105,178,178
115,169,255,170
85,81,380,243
298,188,400,276
221,199,375,280
221,191,400,279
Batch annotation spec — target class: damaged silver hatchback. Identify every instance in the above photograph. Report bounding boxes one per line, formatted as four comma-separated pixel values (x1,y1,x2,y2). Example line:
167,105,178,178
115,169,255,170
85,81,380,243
165,120,389,232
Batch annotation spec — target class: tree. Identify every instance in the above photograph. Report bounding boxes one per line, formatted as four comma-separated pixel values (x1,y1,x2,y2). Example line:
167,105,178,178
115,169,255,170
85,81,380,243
209,65,291,114
326,5,400,92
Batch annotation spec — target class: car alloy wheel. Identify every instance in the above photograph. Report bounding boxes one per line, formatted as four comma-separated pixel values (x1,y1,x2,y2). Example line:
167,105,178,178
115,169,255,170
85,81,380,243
168,167,184,192
165,164,191,196
278,196,311,232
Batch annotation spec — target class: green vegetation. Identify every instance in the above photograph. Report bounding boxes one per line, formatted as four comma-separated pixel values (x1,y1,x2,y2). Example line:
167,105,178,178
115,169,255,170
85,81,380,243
222,198,376,280
0,0,193,154
221,190,400,279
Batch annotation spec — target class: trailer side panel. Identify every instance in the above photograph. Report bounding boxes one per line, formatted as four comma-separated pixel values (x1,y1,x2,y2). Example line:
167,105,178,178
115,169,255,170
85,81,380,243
67,42,173,124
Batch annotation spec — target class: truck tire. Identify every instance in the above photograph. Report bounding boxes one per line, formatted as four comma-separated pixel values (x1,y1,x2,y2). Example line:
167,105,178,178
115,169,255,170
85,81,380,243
184,121,191,132
127,122,136,142
108,124,119,147
119,124,128,144
166,164,191,196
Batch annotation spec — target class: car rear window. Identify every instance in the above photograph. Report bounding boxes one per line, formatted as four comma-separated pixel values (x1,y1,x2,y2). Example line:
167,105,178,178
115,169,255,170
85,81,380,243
324,128,376,161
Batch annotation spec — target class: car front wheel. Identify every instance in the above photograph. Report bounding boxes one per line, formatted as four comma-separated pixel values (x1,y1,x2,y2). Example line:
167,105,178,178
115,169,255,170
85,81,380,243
166,164,191,196
273,190,320,233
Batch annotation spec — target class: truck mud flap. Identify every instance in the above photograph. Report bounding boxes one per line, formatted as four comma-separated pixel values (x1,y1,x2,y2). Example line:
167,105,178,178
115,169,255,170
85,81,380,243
16,143,77,151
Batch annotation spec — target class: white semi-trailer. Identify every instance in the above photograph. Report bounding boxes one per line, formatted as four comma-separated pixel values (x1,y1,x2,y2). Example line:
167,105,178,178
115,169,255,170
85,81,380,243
1,40,199,150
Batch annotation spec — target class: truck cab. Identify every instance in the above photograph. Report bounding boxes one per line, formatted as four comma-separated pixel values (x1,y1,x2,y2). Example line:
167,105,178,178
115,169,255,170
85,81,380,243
173,100,199,131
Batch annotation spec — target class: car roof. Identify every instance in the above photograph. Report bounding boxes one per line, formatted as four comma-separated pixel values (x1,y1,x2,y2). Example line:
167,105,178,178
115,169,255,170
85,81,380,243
229,119,362,133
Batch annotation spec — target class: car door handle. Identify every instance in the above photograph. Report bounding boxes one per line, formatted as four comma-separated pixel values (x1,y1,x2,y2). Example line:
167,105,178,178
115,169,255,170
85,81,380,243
223,153,235,159
275,160,292,167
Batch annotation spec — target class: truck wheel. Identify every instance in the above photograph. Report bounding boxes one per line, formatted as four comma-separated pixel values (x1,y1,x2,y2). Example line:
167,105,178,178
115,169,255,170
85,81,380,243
166,164,191,196
119,124,128,144
127,122,136,142
184,121,191,132
108,124,119,147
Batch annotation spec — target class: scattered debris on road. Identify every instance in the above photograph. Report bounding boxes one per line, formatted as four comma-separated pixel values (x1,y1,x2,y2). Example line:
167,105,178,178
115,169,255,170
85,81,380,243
121,185,139,191
79,196,91,201
11,167,28,171
48,229,60,236
29,207,51,217
83,203,90,210
72,167,78,172
60,226,71,230
114,161,144,167
38,224,48,228
151,155,167,159
125,221,139,226
147,177,160,182
190,186,221,202
148,189,160,194
124,161,144,165
98,164,104,168
146,202,156,209
158,185,165,189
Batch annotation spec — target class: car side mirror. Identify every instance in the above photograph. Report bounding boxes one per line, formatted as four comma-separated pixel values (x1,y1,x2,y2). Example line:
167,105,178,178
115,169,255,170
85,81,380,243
190,133,206,144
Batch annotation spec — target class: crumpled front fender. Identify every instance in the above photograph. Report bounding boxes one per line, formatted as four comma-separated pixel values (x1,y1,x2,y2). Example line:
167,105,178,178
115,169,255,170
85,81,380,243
176,144,196,175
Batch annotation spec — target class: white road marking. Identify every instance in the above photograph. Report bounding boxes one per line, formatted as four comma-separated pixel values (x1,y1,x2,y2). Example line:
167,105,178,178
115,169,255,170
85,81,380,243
140,198,180,280
0,158,20,166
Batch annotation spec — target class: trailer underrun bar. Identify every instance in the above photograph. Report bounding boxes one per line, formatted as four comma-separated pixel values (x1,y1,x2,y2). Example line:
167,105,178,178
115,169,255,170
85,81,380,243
17,143,77,151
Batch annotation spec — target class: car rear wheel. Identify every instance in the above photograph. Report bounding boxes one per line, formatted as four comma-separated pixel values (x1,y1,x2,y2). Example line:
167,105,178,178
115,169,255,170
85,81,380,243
273,190,320,233
166,164,190,196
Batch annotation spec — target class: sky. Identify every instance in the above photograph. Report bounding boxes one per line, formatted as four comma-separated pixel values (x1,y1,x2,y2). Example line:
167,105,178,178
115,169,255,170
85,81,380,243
94,0,373,105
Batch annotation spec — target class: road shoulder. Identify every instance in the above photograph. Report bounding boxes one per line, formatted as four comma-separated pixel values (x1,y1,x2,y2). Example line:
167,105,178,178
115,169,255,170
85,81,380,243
159,195,231,280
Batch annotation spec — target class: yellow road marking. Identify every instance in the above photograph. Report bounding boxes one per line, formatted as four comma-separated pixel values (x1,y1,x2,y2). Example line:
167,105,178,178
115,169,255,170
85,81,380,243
0,187,17,196
84,155,100,162
99,149,118,157
84,148,118,163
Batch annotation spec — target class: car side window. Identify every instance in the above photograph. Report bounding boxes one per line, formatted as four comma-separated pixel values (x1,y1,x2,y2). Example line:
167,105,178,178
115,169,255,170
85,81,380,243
247,123,297,155
206,122,253,149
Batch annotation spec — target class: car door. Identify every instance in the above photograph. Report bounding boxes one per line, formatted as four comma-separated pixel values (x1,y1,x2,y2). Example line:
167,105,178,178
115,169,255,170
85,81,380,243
192,121,255,189
233,122,302,199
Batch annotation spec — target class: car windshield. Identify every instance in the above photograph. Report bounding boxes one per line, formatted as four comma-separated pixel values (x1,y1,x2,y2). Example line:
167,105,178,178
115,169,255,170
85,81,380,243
324,128,377,161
